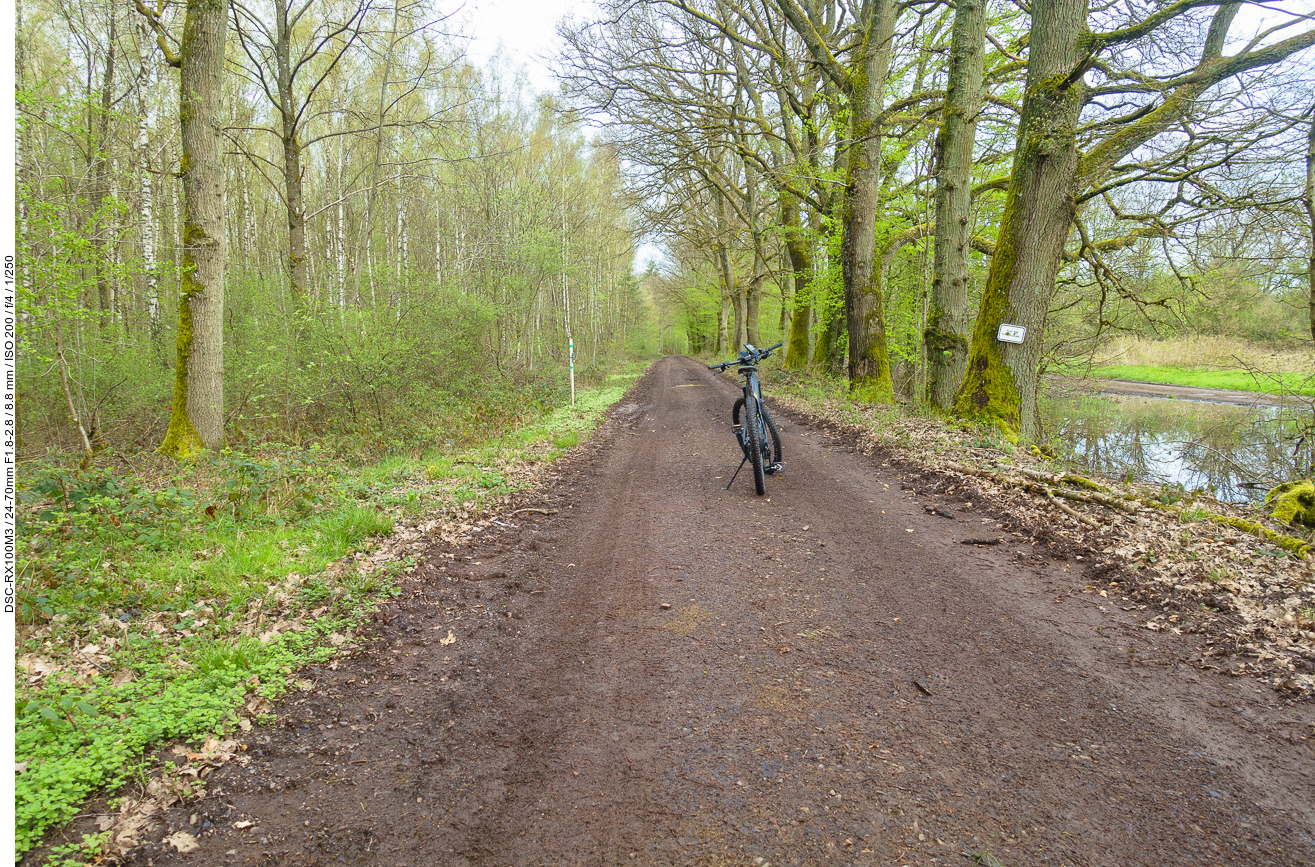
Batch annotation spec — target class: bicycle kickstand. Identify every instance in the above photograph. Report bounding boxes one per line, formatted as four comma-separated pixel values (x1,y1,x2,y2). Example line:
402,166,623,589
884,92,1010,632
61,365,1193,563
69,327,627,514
725,457,748,490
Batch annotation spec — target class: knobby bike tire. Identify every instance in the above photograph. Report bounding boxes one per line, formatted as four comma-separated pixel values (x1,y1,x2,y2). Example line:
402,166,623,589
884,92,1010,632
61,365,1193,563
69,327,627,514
762,405,782,471
743,393,768,496
737,397,782,474
732,397,750,459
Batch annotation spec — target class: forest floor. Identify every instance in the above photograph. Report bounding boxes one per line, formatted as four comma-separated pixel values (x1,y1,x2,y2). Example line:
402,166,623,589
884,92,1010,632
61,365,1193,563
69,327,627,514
44,355,1315,867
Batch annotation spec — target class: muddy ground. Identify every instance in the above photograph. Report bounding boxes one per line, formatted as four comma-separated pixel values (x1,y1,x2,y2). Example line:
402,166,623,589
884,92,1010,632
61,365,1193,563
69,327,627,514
126,356,1314,866
1056,376,1303,407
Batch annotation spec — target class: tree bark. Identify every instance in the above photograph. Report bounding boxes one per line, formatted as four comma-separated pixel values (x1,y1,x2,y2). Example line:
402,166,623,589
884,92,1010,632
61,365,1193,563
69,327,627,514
950,1,1302,440
953,0,1087,440
781,193,812,367
159,0,228,458
135,19,161,352
90,5,117,334
840,0,897,399
352,0,402,308
925,0,986,409
747,232,765,346
275,0,308,309
1305,108,1315,341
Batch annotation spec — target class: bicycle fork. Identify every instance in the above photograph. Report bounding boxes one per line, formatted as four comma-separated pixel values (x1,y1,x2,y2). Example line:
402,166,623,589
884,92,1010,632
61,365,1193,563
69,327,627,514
726,393,766,490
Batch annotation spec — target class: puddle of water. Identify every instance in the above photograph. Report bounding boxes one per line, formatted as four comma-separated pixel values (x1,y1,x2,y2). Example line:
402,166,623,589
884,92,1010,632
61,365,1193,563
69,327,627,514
1040,390,1315,503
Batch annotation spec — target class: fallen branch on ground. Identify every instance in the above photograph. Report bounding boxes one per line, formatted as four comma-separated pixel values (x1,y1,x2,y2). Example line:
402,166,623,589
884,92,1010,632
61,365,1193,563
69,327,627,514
944,461,1311,559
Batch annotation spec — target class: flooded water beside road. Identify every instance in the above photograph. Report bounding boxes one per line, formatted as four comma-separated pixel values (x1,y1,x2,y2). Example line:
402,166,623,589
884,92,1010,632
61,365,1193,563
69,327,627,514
1039,388,1315,503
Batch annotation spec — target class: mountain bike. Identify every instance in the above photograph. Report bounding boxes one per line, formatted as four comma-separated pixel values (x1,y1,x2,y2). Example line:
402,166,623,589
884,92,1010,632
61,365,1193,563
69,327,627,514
709,342,783,496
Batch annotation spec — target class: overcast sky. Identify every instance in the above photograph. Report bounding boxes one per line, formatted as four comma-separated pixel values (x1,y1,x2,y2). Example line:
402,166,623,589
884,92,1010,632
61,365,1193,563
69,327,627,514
456,0,598,95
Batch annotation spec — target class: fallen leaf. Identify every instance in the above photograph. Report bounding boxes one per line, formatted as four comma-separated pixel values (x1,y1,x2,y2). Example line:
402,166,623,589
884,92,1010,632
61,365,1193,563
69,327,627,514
164,830,199,853
246,696,274,715
234,820,254,829
296,679,314,691
17,655,58,677
238,717,253,732
440,630,457,646
111,668,136,686
14,762,27,775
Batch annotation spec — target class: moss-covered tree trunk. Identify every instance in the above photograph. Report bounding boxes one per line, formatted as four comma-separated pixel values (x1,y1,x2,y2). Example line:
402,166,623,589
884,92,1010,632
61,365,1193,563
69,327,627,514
160,0,227,458
925,0,986,410
782,193,813,368
953,0,1086,441
952,1,1296,439
840,0,897,401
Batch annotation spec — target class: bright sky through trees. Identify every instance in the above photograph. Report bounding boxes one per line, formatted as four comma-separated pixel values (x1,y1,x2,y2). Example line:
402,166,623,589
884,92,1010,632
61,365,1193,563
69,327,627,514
459,0,597,94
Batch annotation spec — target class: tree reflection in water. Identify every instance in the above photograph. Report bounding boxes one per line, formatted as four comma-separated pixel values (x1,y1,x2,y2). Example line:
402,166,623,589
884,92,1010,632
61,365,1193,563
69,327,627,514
1040,392,1315,503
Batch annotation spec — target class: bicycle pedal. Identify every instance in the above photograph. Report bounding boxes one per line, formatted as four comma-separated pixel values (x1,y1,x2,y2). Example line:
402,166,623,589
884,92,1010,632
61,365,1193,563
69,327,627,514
767,463,783,475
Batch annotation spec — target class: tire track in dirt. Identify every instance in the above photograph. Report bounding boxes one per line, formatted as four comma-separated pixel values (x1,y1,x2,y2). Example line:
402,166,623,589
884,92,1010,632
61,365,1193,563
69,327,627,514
132,355,1315,867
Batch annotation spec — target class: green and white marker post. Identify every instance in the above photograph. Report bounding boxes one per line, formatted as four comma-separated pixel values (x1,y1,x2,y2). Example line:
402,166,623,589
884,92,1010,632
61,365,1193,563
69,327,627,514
569,337,576,407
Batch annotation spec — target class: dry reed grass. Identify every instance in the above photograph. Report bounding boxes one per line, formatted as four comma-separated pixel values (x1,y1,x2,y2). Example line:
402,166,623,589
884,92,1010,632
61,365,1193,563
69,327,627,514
1094,335,1314,373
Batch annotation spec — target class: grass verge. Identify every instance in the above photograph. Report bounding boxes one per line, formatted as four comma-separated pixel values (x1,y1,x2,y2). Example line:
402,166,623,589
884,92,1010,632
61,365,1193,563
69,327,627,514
13,366,646,861
1089,365,1315,396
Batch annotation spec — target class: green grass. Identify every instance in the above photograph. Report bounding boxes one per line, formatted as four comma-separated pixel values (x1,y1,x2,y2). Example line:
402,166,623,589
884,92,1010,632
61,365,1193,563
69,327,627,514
13,370,646,862
1089,365,1315,396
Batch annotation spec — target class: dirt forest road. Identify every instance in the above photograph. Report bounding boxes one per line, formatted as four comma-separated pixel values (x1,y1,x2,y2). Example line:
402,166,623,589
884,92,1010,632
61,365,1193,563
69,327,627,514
138,356,1315,867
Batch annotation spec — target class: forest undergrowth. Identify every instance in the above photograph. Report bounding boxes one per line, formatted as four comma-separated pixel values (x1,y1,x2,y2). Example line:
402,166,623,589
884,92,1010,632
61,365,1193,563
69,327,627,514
12,365,647,863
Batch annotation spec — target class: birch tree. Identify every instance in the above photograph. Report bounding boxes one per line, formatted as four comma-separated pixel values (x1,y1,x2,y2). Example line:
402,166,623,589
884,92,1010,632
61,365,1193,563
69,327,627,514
229,0,371,310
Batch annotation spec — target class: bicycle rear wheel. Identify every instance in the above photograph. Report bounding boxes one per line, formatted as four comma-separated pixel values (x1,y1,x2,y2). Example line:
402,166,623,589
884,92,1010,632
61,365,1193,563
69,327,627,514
743,394,768,496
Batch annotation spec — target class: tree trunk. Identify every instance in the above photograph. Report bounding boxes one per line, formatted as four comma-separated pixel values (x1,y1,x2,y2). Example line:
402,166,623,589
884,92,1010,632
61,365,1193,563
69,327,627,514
274,0,308,309
782,194,812,367
952,1,1266,440
953,0,1087,441
282,131,308,305
352,0,402,308
717,251,732,354
91,6,117,334
1305,109,1315,341
925,0,986,409
135,19,160,352
841,0,897,400
160,0,227,458
746,231,766,346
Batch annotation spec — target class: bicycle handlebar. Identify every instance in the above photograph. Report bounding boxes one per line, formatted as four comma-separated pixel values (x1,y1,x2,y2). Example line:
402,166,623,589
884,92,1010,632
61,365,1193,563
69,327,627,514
708,341,784,371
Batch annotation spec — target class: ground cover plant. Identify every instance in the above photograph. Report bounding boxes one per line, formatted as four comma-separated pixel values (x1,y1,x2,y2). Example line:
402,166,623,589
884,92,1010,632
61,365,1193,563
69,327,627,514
1066,336,1315,396
1088,365,1315,396
13,369,644,862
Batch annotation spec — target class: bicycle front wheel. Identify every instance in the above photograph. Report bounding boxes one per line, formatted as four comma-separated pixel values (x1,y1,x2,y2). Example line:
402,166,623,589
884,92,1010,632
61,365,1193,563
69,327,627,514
743,394,768,496
732,397,750,459
762,405,782,471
